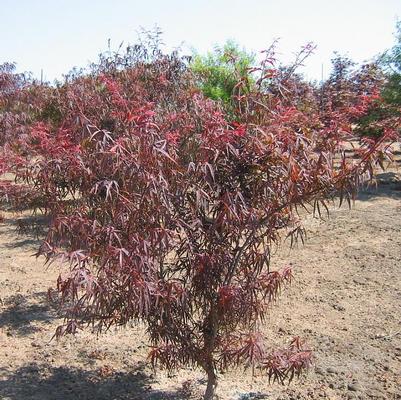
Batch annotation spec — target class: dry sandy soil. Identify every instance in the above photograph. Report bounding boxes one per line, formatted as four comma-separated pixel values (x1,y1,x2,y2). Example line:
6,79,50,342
0,172,400,400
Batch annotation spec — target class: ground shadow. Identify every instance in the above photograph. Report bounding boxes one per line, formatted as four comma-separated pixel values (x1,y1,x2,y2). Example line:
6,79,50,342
0,362,188,400
357,172,401,201
3,237,42,250
10,214,50,237
2,213,50,250
0,292,56,336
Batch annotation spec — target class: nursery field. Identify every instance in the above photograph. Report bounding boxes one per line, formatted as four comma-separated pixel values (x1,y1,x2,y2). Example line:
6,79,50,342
0,170,400,400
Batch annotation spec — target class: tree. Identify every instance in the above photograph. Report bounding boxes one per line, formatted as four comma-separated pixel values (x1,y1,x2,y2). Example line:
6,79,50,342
2,41,398,400
319,53,401,139
190,40,255,111
380,20,401,106
0,63,54,210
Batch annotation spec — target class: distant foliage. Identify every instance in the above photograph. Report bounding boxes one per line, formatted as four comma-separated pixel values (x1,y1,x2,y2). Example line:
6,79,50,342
0,63,54,209
320,54,401,139
380,20,401,106
190,40,255,109
320,22,401,139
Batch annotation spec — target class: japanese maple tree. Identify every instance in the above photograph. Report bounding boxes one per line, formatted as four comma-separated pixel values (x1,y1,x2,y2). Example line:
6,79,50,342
320,53,401,139
2,39,399,400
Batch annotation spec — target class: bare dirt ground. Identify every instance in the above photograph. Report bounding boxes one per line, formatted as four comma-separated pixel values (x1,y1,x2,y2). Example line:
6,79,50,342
0,172,400,400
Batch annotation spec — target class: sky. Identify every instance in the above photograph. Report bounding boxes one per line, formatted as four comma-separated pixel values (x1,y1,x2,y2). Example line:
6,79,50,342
1,0,400,82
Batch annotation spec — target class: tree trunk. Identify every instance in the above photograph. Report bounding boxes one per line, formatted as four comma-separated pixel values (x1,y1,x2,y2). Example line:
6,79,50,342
202,307,218,399
204,368,217,400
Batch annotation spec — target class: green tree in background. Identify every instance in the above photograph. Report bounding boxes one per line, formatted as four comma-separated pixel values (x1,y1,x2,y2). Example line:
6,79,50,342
190,40,255,108
380,20,401,106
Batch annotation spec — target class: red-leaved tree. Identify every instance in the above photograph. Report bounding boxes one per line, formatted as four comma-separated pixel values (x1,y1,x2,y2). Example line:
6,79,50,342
2,41,399,399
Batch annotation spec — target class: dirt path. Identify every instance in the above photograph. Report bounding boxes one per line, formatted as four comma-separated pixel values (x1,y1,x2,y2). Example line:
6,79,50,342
0,172,400,400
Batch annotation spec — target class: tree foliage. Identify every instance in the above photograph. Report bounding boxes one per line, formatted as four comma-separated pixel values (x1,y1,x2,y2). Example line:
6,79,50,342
190,40,255,109
320,53,401,138
381,20,401,106
0,37,400,400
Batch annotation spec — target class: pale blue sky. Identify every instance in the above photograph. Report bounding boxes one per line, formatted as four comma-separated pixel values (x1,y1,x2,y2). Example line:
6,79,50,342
1,0,400,82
